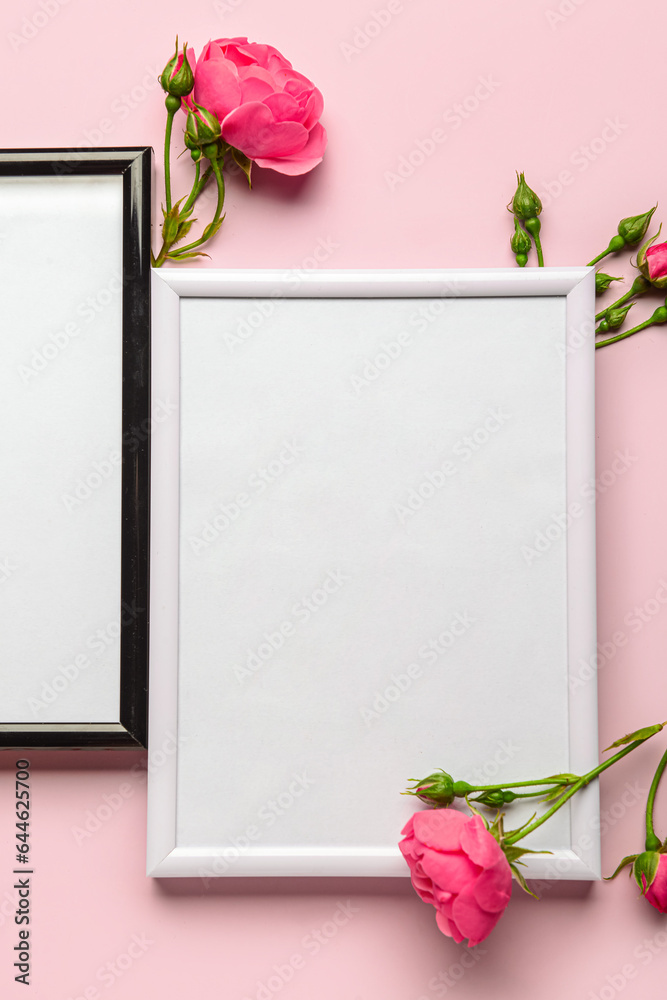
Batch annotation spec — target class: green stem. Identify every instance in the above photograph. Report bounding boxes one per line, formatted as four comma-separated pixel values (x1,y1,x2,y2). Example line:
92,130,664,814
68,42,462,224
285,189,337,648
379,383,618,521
595,289,635,323
588,248,611,267
595,276,650,322
534,234,544,268
595,317,655,349
645,747,667,851
464,778,567,793
168,155,225,258
505,740,646,846
164,107,176,215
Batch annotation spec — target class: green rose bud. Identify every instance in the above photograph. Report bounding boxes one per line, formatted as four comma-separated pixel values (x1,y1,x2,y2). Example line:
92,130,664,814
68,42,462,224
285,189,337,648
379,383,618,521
160,38,195,98
185,104,222,148
597,303,633,334
617,206,657,246
595,271,622,294
508,172,542,221
406,770,455,805
472,789,518,807
511,219,531,267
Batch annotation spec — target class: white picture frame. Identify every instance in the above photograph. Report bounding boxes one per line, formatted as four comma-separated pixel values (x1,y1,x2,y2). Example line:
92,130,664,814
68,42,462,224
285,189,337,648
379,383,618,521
147,267,598,880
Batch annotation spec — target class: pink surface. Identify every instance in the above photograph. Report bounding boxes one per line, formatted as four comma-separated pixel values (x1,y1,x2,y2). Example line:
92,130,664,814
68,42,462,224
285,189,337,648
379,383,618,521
3,0,667,996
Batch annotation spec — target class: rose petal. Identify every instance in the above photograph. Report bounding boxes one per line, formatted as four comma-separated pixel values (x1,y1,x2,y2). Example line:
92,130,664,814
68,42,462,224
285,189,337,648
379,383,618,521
451,884,506,946
413,808,467,852
263,92,303,124
473,858,513,912
460,815,504,868
435,910,465,943
253,122,326,175
300,88,325,131
645,855,667,913
400,815,415,838
420,847,480,893
646,243,667,283
194,59,242,122
222,102,308,158
238,71,276,104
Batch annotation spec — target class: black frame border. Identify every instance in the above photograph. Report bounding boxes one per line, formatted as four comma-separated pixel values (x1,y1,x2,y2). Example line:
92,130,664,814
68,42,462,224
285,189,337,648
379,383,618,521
0,148,151,748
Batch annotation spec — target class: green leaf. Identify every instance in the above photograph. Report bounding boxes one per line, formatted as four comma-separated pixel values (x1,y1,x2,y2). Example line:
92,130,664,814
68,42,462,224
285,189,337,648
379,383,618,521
510,863,539,899
542,773,580,783
604,723,666,751
603,854,638,881
166,250,211,261
174,218,195,243
202,217,225,242
504,844,551,865
231,147,253,187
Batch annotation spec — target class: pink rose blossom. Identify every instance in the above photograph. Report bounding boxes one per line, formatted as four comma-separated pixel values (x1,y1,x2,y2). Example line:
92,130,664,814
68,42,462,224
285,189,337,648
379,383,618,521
185,37,326,176
399,809,512,946
645,242,667,284
643,854,667,913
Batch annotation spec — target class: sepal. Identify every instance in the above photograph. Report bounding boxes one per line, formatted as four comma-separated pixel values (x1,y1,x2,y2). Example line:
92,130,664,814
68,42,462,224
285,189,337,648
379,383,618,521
604,722,666,750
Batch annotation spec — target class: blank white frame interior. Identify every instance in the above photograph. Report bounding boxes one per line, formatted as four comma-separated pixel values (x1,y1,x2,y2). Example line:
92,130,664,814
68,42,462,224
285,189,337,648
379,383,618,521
148,267,597,879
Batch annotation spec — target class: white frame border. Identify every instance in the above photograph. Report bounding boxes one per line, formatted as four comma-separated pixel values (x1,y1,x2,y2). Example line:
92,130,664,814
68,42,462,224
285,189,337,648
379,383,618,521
147,267,598,880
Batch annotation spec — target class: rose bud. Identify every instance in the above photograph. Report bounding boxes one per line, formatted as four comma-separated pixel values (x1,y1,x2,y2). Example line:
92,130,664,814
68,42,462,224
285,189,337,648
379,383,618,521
472,789,518,807
160,38,195,99
185,104,222,148
595,271,622,294
597,303,634,334
617,206,657,246
511,220,531,267
637,228,667,288
507,172,542,221
405,770,456,806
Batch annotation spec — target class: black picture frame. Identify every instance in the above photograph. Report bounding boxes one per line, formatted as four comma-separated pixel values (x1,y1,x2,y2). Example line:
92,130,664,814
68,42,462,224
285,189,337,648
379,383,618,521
0,148,151,748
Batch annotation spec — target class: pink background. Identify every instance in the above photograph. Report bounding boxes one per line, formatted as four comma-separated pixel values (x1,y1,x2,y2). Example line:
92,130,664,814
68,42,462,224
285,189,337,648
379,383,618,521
3,0,667,996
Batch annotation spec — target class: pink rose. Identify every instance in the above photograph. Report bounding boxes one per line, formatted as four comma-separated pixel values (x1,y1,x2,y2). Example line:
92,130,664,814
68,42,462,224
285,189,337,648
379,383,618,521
185,37,326,176
643,854,667,913
399,809,512,946
645,242,667,284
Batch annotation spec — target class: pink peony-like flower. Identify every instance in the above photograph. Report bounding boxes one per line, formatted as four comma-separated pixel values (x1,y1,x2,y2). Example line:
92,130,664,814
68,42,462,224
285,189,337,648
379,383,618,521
643,854,667,913
645,242,667,284
399,809,512,946
184,37,326,176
